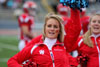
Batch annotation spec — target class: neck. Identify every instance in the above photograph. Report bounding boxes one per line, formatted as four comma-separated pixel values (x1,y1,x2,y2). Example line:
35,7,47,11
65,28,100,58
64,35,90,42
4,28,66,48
45,37,57,41
91,33,100,38
44,37,57,50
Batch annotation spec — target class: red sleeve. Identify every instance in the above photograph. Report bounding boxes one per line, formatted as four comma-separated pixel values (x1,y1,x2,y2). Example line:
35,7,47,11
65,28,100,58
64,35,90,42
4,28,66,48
68,53,78,66
64,9,81,52
25,35,42,47
7,45,33,67
68,36,83,53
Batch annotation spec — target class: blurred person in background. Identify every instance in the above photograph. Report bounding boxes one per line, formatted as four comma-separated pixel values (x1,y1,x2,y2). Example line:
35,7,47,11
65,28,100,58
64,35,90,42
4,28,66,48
80,8,90,35
57,3,70,35
7,0,13,8
18,1,37,51
0,0,8,8
7,6,81,67
0,0,6,6
12,0,21,9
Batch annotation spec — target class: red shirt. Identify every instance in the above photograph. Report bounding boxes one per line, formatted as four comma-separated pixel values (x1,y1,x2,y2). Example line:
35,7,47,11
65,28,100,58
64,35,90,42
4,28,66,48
18,13,34,41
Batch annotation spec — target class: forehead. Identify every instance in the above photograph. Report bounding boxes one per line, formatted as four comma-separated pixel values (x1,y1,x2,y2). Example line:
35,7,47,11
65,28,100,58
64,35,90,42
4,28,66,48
46,18,60,25
92,15,100,20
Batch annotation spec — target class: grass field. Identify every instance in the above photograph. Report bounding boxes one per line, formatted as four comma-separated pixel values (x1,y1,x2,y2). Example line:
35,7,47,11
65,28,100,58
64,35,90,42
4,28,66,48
0,35,19,67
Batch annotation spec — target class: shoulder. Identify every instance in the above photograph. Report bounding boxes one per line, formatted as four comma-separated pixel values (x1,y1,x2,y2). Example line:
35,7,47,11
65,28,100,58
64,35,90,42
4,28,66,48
30,40,44,55
18,13,30,23
31,35,43,43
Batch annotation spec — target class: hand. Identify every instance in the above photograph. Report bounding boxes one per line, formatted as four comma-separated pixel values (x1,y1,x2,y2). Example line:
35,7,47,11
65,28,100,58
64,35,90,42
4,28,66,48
23,61,37,67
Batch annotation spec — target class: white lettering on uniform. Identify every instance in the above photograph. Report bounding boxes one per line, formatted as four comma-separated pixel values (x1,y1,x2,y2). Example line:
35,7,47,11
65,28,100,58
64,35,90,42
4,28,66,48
39,50,44,55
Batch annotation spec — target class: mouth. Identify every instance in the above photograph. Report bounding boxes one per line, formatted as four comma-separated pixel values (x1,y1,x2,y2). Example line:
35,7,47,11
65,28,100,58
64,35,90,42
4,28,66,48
93,26,100,30
49,32,55,35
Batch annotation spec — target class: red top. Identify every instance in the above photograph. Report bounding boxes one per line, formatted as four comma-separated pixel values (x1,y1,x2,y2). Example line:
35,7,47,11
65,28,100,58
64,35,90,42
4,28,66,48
74,34,100,67
18,13,34,41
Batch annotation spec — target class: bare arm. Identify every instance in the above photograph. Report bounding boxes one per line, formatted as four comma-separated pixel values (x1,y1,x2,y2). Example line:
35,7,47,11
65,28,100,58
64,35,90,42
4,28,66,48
22,25,34,39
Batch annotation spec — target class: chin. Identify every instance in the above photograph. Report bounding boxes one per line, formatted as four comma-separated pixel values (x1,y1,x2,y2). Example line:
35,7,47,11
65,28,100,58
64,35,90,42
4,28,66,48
49,37,56,39
93,32,100,35
47,36,56,39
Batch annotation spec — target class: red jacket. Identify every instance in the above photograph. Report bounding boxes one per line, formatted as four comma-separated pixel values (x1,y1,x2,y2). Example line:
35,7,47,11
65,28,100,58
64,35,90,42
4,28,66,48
8,40,71,67
26,9,81,52
74,34,100,67
7,9,81,67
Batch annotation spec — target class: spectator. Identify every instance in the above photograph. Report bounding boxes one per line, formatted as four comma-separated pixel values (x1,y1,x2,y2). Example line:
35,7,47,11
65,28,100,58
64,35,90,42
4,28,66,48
18,1,37,51
1,0,8,8
57,3,70,35
80,8,90,35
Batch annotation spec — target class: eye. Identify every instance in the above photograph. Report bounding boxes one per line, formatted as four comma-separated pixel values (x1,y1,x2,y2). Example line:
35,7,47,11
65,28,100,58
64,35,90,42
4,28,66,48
47,24,52,27
98,20,100,24
54,25,59,28
92,20,96,23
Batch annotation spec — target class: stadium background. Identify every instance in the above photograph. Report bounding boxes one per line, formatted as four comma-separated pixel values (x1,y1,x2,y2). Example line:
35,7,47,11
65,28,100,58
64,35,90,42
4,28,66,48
0,0,100,67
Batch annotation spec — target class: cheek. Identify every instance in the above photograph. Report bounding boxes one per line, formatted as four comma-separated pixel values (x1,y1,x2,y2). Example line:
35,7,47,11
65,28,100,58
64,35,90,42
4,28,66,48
45,27,49,32
56,29,60,34
56,30,59,32
89,23,93,28
45,27,50,35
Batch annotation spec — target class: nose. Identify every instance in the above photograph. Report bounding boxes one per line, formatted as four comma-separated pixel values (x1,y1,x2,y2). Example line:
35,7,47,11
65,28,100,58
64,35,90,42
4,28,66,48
50,26,54,30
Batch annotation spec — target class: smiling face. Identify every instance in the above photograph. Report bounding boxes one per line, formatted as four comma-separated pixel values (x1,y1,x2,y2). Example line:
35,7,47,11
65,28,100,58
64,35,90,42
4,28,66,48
89,15,100,35
45,18,60,39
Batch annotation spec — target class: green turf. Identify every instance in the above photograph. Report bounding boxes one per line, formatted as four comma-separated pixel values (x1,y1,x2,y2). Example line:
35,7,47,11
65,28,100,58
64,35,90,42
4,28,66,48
0,35,19,67
0,36,19,45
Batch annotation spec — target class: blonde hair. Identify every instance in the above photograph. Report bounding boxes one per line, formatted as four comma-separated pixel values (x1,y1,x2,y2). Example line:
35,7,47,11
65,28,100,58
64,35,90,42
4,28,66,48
42,13,64,42
83,14,100,47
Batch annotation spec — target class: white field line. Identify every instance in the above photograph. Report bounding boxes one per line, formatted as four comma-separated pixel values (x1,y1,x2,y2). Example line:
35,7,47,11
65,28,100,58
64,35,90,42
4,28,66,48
0,43,18,51
0,58,9,62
